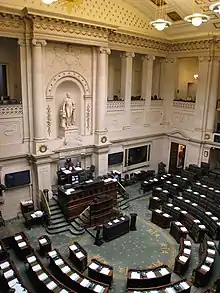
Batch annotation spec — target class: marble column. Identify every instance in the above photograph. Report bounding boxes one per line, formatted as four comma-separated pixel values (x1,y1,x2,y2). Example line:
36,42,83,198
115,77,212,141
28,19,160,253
120,52,135,130
95,47,110,138
18,39,30,143
141,55,155,105
195,57,211,132
205,58,219,133
32,39,47,143
160,57,177,126
108,54,114,100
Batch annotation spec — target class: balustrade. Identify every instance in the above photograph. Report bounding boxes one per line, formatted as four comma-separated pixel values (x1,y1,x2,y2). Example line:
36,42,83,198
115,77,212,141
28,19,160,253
173,101,195,111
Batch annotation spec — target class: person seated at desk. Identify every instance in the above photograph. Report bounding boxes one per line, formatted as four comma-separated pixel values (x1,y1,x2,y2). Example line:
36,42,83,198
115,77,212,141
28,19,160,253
64,158,74,170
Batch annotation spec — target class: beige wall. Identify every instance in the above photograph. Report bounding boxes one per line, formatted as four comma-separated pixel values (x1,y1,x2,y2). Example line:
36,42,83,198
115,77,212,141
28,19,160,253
176,57,198,100
0,37,21,102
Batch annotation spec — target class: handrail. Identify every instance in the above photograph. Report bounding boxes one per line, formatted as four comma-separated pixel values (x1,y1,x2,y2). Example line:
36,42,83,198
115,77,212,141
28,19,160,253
40,190,51,218
117,181,126,192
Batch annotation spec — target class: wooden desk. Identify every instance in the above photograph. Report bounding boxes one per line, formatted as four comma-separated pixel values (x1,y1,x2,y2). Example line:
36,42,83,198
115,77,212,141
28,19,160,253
0,258,30,292
38,235,52,256
151,209,172,229
48,249,109,293
127,265,171,289
25,252,73,293
13,232,33,261
88,259,113,287
103,215,130,242
148,196,162,211
0,240,9,262
69,242,87,272
57,179,117,222
174,238,191,276
170,221,188,243
127,278,191,293
20,200,34,215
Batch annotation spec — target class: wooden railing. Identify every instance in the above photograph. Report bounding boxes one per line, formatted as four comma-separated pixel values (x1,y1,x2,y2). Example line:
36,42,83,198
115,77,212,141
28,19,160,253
40,190,51,224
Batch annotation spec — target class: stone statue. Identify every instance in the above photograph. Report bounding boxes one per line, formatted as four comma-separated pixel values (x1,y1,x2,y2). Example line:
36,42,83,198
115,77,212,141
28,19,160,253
60,92,76,128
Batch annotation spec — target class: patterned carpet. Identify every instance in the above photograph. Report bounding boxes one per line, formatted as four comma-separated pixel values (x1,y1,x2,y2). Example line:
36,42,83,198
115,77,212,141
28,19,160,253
0,183,220,293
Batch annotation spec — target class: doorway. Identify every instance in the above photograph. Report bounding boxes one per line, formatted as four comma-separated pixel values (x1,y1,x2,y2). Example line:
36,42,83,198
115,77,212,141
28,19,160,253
169,142,186,174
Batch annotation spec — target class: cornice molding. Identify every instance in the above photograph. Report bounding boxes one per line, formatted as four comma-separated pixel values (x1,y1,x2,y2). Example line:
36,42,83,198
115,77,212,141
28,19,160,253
1,8,220,54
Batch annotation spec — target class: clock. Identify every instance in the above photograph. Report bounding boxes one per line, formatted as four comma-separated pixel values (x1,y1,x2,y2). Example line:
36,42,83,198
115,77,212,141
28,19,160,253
39,144,47,153
101,136,107,143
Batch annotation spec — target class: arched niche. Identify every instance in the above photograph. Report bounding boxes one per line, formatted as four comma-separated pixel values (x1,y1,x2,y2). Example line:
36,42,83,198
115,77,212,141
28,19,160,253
45,71,92,139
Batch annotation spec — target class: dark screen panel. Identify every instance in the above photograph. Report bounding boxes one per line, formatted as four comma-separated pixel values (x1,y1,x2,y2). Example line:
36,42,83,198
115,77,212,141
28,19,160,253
5,170,30,188
108,152,124,166
128,146,147,166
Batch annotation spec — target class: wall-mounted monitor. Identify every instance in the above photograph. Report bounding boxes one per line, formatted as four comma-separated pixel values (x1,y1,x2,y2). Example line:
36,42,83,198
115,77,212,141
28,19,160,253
108,152,124,166
5,170,30,189
128,145,148,166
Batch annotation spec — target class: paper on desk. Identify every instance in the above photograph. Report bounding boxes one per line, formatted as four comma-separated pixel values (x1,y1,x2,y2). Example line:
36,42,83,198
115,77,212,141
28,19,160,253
207,249,215,255
4,269,14,279
201,264,210,272
27,256,36,264
165,287,176,293
113,219,120,223
184,240,191,246
179,255,188,263
100,267,110,275
146,271,156,278
15,235,22,241
206,256,214,264
8,278,19,288
38,273,48,281
183,248,191,255
180,282,190,290
18,241,26,248
89,262,99,270
108,222,112,226
159,268,169,276
32,264,41,272
48,250,57,258
63,170,71,174
94,284,105,293
70,273,80,281
207,241,215,246
80,279,90,287
46,281,57,290
0,261,10,270
131,271,141,279
39,238,47,245
55,258,64,266
180,227,188,232
61,266,71,274
76,251,84,258
69,244,77,251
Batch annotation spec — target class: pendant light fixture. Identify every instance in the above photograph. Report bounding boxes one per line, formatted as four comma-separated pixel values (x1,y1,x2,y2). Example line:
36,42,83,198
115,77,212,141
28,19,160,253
150,0,171,31
41,0,82,13
209,2,220,13
184,0,210,27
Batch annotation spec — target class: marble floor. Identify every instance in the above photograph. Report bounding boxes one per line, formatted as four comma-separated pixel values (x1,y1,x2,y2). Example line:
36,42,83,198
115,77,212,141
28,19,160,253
1,183,220,293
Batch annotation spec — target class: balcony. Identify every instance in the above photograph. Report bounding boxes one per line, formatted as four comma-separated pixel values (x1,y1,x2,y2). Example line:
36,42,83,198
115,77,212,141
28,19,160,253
107,101,125,112
131,100,145,110
0,104,23,117
173,101,195,111
151,99,163,107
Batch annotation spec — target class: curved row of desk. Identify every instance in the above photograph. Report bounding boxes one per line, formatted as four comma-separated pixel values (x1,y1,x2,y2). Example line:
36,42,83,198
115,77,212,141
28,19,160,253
0,258,30,293
162,203,206,243
174,238,192,276
48,249,110,293
173,196,220,240
192,236,216,287
127,278,191,293
126,265,172,289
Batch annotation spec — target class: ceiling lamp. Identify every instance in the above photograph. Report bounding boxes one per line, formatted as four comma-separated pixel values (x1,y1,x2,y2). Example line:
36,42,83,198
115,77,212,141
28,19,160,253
184,0,210,27
41,0,82,13
150,19,171,31
209,2,220,13
184,13,210,26
150,0,172,31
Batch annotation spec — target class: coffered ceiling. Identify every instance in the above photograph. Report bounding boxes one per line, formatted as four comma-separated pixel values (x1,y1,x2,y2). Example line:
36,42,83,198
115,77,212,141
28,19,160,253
0,0,220,40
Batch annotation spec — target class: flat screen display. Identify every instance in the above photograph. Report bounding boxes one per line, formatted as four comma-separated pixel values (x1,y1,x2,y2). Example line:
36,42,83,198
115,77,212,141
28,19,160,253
108,152,124,166
128,146,148,166
5,170,30,188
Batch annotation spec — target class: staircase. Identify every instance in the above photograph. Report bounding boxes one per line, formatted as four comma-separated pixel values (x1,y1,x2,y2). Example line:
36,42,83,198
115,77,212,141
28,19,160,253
77,206,90,227
45,198,85,236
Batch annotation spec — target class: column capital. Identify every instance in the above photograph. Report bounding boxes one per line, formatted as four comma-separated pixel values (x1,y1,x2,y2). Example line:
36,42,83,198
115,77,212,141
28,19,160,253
97,47,111,55
121,52,135,58
141,55,155,61
18,38,26,47
198,56,211,62
161,57,176,64
32,39,47,47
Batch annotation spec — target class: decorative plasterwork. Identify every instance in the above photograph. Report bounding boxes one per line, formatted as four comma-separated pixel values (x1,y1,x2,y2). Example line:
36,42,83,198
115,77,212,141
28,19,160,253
0,12,24,37
0,105,23,117
170,39,213,53
46,70,90,97
167,130,190,141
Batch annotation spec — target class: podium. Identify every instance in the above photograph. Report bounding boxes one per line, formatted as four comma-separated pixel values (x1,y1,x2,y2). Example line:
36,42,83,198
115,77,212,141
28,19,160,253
130,213,137,231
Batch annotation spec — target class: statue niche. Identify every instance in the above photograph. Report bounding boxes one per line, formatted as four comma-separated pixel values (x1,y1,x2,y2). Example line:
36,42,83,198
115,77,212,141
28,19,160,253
60,92,76,128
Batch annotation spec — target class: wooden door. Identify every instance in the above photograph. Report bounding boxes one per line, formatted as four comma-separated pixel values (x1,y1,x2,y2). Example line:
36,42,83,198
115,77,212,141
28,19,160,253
168,142,179,174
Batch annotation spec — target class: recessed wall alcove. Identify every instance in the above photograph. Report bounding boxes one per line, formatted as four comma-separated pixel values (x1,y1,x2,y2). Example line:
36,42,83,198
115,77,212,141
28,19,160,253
45,70,92,139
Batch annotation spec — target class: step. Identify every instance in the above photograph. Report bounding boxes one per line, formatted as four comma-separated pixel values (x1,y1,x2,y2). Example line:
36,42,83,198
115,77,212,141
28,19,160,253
50,210,62,216
49,202,58,208
70,221,85,232
120,204,130,210
50,217,67,225
69,226,85,236
47,221,69,230
46,225,70,235
50,213,64,221
50,206,60,212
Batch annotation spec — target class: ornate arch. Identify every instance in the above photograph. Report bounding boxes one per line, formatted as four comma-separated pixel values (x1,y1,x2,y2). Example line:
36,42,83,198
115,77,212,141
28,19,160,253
46,70,91,97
